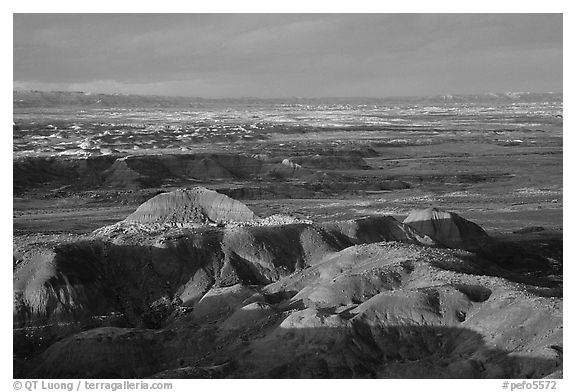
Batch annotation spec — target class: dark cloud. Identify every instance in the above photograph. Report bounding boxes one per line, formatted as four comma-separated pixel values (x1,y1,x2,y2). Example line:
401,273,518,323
13,14,562,97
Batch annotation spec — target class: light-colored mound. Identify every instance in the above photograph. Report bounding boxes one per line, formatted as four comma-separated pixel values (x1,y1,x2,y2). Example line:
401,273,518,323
350,286,473,328
280,308,347,329
189,284,262,320
281,158,302,170
125,188,257,225
221,302,276,330
403,208,492,251
271,242,494,311
288,244,418,308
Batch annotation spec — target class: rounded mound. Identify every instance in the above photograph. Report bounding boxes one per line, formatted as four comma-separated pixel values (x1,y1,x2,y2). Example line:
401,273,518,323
403,208,491,252
124,187,257,225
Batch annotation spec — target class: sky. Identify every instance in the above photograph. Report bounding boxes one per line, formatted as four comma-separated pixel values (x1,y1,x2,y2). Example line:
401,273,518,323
13,13,563,98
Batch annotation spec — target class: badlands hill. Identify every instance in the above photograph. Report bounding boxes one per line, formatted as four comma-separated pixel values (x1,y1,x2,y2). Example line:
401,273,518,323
13,188,562,378
403,207,492,252
124,188,256,225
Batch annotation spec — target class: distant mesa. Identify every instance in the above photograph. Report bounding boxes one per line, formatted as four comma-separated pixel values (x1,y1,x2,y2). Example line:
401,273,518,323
403,207,492,252
124,187,257,225
101,153,263,188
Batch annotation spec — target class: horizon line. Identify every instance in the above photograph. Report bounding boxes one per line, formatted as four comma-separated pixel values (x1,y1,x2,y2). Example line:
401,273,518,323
13,88,563,101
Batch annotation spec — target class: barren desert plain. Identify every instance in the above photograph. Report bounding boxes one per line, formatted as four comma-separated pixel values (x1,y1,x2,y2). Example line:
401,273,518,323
13,90,563,378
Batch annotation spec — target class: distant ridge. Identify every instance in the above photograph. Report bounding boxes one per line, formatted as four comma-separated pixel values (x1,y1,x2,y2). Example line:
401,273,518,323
13,90,563,108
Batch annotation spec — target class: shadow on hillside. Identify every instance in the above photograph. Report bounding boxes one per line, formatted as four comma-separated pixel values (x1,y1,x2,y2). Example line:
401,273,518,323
18,320,562,379
14,223,563,370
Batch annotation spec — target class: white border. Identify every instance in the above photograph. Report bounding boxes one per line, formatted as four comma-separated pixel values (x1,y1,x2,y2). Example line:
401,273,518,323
3,2,571,391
